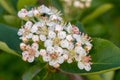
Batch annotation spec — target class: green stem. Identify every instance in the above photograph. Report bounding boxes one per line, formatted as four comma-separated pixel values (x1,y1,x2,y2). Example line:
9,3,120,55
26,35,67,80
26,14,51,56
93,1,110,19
0,0,16,15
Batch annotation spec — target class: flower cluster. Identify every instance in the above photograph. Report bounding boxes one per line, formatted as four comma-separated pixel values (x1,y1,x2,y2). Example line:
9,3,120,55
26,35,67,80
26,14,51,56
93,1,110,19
18,5,92,71
64,0,92,9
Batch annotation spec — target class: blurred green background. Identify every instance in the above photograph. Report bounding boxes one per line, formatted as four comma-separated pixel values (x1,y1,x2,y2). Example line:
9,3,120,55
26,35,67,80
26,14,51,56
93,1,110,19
0,0,120,80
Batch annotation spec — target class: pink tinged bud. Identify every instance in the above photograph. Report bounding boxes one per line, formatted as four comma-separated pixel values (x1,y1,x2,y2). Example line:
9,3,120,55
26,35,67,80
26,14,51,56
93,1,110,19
63,54,68,60
22,51,29,61
20,43,26,51
67,59,73,63
32,35,39,42
40,49,46,56
76,42,81,46
50,15,58,20
22,37,28,43
33,9,40,16
72,25,80,34
53,63,60,68
82,55,91,63
18,9,28,19
55,25,63,32
66,35,73,41
32,43,39,50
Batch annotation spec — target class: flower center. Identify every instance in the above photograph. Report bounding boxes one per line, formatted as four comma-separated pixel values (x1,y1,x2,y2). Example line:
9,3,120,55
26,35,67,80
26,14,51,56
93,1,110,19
82,55,91,63
50,53,58,59
28,48,35,56
53,37,60,45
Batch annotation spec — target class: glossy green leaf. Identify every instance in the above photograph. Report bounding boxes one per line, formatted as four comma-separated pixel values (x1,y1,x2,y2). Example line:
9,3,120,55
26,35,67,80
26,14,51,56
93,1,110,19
0,41,20,56
17,0,37,10
51,0,64,13
60,38,120,75
0,23,21,54
86,75,103,80
22,65,41,80
102,71,114,80
82,4,113,24
114,69,120,80
3,15,21,27
0,0,16,15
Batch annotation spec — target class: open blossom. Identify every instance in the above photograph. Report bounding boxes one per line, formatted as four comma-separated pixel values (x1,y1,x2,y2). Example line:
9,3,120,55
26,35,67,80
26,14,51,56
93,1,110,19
18,5,93,71
18,9,28,19
22,43,40,62
41,46,65,68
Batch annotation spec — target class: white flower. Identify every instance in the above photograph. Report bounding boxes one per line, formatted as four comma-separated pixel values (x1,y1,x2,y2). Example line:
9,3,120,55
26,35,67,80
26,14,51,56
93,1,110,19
77,55,91,71
44,39,53,47
48,31,56,39
73,34,81,42
67,59,73,63
60,39,69,48
18,9,28,19
58,31,66,39
54,46,63,54
27,56,35,62
30,23,38,33
22,43,40,62
27,10,34,17
31,43,39,50
18,28,24,36
85,42,92,51
47,22,56,27
32,35,39,42
20,43,26,51
18,5,93,71
50,15,58,20
42,48,65,67
38,5,51,14
50,14,62,21
33,9,40,16
55,24,63,32
26,33,33,39
47,46,54,53
75,46,86,55
39,34,46,41
40,49,46,56
67,42,74,50
22,51,29,61
65,23,72,33
66,35,73,41
25,21,33,29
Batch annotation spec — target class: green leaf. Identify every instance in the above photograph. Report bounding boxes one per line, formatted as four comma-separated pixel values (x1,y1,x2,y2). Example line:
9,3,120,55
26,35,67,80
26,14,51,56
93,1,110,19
82,4,113,24
22,65,41,80
86,75,103,80
0,23,21,54
0,0,16,15
50,0,64,13
17,0,37,10
60,38,120,75
0,41,20,56
3,15,21,27
114,69,120,80
102,71,114,80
